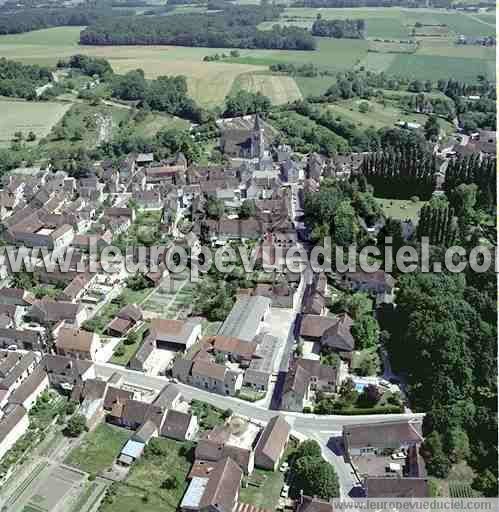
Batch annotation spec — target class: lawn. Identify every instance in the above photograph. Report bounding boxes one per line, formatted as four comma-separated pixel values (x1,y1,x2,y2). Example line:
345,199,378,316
325,98,454,135
239,468,284,510
190,400,227,431
65,423,131,475
0,99,71,148
294,75,335,99
376,198,426,222
230,72,303,105
99,438,193,512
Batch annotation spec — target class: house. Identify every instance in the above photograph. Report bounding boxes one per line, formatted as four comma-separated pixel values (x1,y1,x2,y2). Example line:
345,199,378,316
106,304,143,337
296,495,334,512
103,207,136,223
342,420,424,462
128,336,156,373
133,419,159,444
218,296,271,342
161,410,198,441
152,383,183,410
55,327,101,361
365,477,430,498
59,273,96,302
208,336,258,365
7,366,49,410
336,270,396,297
180,457,243,512
107,398,165,431
281,358,338,412
136,153,154,166
0,328,42,351
103,385,134,411
242,333,277,393
254,415,290,471
0,351,38,400
0,288,35,307
42,354,94,391
0,404,29,460
299,313,355,359
149,318,201,351
28,299,86,327
133,190,162,210
195,421,258,475
190,360,243,397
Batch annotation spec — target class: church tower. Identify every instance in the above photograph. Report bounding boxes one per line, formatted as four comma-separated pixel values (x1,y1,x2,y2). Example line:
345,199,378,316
252,114,265,161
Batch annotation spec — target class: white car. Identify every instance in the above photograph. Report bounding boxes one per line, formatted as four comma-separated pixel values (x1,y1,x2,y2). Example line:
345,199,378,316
280,484,290,498
391,452,406,460
279,462,289,472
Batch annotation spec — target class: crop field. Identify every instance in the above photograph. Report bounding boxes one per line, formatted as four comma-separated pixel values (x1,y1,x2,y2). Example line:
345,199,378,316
231,72,303,104
386,53,494,82
0,99,71,147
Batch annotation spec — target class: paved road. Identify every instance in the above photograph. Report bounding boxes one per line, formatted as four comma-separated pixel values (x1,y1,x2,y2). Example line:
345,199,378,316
95,362,424,432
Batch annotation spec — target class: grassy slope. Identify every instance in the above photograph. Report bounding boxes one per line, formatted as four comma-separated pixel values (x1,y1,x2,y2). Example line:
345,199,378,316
325,98,455,135
0,99,71,147
230,72,303,104
376,198,427,222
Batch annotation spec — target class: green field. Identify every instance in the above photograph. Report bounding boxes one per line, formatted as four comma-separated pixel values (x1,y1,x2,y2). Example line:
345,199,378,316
239,468,284,510
65,423,131,475
231,72,303,104
326,98,455,135
0,99,71,147
386,53,494,82
376,198,426,222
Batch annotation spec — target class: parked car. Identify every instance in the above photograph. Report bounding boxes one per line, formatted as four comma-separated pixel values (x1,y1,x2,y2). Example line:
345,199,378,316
391,451,406,460
280,484,290,498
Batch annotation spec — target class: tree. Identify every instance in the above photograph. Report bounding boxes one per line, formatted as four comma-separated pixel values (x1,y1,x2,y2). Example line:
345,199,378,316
224,90,271,117
292,440,322,462
205,197,225,220
291,456,339,499
161,475,179,489
424,115,440,141
420,432,451,478
357,384,382,407
338,378,358,404
27,131,37,142
238,199,256,219
351,314,380,350
124,330,140,346
358,101,369,114
64,414,87,437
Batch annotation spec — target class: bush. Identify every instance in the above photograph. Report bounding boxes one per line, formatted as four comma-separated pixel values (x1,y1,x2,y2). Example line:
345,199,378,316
64,414,87,437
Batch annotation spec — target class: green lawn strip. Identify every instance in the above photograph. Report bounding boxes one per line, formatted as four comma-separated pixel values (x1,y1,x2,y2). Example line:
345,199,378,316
65,424,131,475
239,468,284,510
376,197,426,222
190,400,226,431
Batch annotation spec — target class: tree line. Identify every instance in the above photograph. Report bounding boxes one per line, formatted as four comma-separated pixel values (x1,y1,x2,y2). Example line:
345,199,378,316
0,57,52,100
382,269,497,496
311,18,366,39
360,147,436,199
0,7,130,35
443,155,496,211
79,6,316,50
